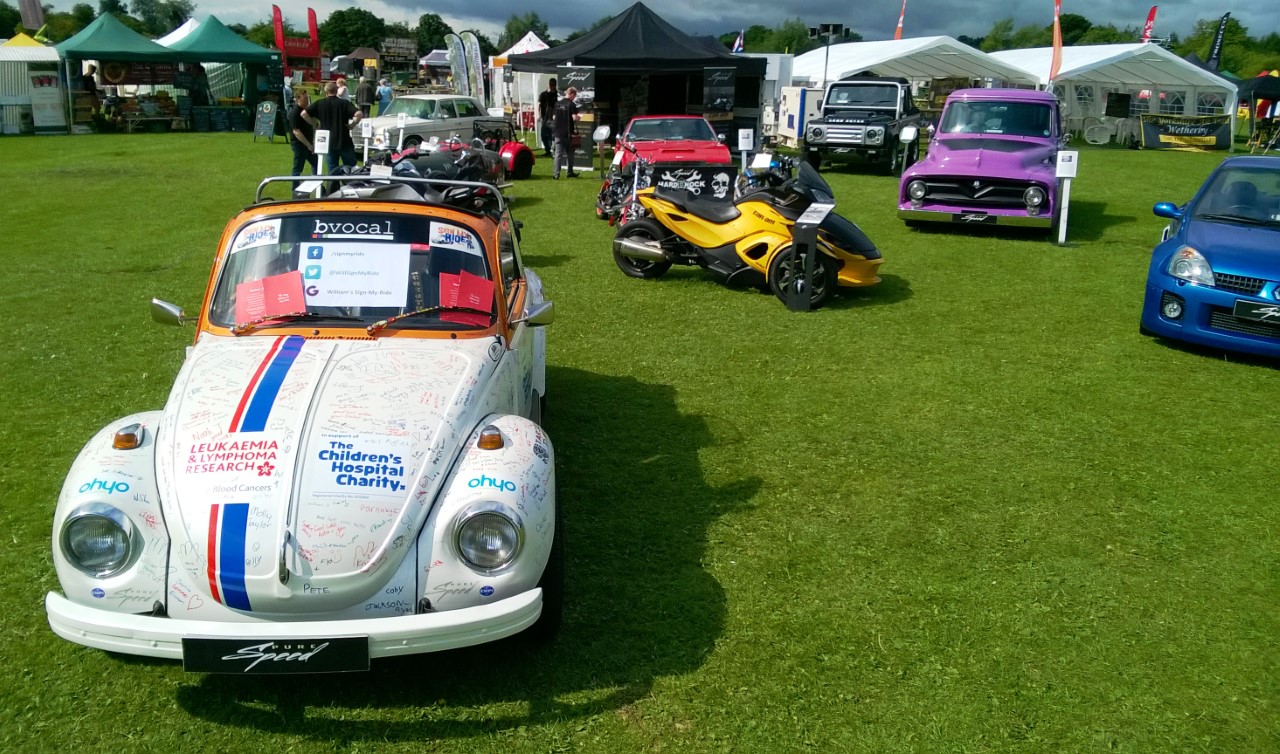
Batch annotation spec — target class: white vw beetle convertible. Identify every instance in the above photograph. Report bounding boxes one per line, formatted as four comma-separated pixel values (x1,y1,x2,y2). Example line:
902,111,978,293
46,174,559,673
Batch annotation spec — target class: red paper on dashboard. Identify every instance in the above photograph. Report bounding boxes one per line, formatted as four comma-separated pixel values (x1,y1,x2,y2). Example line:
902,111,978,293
438,272,460,309
235,271,306,323
440,270,494,326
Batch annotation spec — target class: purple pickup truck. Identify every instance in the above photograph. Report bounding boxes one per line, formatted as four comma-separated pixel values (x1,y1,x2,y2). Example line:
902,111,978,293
898,89,1066,231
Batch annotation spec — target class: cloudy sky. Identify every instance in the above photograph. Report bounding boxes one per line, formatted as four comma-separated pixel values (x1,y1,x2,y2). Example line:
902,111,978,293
47,0,1280,46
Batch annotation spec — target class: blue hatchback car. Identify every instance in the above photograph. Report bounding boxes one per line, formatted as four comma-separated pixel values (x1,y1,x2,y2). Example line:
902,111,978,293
1141,155,1280,358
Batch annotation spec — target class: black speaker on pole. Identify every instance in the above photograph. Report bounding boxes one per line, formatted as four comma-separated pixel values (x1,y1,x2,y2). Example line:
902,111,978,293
1104,93,1132,119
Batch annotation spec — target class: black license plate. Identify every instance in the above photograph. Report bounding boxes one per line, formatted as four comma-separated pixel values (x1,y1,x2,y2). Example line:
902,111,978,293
1232,299,1280,323
182,636,369,674
952,212,996,224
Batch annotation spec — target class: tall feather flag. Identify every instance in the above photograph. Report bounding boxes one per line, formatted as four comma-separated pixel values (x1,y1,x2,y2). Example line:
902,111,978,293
1206,12,1230,73
731,30,745,53
1048,0,1063,84
894,0,907,40
1140,6,1157,42
461,31,485,105
445,33,469,96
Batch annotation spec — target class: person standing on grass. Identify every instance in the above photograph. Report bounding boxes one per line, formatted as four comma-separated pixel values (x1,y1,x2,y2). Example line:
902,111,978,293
552,87,580,179
376,78,394,116
537,78,558,157
355,76,375,117
288,90,318,176
303,81,362,170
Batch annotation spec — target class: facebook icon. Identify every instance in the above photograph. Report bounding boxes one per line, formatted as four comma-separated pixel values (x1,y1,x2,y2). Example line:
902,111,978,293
307,246,324,259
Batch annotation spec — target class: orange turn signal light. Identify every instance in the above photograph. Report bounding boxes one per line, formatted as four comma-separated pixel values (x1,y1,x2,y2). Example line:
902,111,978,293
477,425,504,450
113,423,145,450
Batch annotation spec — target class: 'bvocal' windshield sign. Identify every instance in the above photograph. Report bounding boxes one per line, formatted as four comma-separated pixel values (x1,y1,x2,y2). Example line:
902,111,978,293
301,242,410,307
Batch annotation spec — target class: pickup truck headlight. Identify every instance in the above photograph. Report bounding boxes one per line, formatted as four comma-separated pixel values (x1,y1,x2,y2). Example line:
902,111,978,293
907,180,927,201
1024,186,1046,209
456,503,523,572
1167,246,1215,287
61,504,139,577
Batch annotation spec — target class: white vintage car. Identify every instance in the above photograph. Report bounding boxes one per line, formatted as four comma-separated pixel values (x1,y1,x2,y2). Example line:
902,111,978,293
46,175,559,673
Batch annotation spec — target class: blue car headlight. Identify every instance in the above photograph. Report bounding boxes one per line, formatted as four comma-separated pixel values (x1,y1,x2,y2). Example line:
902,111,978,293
1167,246,1215,287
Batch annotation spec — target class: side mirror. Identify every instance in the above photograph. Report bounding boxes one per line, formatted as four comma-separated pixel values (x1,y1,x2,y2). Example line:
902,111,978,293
592,125,612,143
512,300,555,328
900,125,918,143
151,298,189,326
717,133,726,143
1152,202,1182,220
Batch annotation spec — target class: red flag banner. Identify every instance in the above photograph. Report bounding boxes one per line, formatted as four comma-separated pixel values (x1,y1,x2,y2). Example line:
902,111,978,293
1049,0,1063,83
1141,6,1158,42
894,0,907,40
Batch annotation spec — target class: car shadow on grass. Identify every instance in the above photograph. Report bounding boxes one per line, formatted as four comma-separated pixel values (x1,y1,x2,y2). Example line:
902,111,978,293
1063,200,1137,242
174,367,761,741
1141,332,1280,369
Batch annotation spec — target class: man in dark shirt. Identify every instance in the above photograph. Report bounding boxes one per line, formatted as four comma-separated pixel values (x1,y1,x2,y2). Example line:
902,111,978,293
288,90,317,176
537,78,557,157
303,81,363,170
552,87,580,179
81,64,99,112
354,76,375,117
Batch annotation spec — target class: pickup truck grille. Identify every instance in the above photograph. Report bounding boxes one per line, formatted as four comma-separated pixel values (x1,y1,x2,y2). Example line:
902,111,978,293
922,178,1035,208
823,125,866,144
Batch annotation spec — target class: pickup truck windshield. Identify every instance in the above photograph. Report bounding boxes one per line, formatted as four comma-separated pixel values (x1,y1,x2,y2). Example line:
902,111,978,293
940,101,1055,138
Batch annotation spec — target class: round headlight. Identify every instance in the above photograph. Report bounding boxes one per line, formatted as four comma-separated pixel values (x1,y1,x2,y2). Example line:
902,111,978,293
907,180,927,200
808,126,823,140
1162,298,1184,319
1024,186,1046,207
61,504,137,577
456,506,523,572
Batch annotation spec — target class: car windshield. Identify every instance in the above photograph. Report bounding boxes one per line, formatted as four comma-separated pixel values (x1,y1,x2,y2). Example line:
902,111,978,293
940,101,1055,138
826,84,898,108
626,118,716,142
381,98,436,119
209,213,495,331
1192,166,1280,224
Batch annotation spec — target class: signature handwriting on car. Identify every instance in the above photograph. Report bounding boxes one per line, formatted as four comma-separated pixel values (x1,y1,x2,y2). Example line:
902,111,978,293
221,641,330,672
1257,305,1280,321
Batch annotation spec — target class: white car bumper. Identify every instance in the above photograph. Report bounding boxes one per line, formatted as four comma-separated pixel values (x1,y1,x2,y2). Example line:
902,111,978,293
46,589,542,662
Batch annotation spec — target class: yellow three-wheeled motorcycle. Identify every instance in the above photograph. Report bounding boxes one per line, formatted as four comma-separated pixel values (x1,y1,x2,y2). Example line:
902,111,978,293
611,160,882,309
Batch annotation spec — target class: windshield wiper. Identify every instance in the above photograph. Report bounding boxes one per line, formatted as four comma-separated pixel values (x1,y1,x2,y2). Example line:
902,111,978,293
232,311,365,334
366,305,494,335
1198,212,1273,226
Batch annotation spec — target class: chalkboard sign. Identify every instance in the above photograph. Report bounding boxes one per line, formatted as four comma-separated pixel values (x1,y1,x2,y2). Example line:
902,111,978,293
229,108,250,131
192,107,211,131
254,101,279,142
209,108,230,132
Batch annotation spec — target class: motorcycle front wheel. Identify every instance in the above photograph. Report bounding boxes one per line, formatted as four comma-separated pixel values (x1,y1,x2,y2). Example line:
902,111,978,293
613,218,673,279
767,246,838,309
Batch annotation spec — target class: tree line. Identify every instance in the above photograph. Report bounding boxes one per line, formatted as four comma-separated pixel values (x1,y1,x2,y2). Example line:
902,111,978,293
5,4,1278,79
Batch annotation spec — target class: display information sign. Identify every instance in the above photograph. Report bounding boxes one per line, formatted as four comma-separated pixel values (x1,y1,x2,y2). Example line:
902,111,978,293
301,242,410,308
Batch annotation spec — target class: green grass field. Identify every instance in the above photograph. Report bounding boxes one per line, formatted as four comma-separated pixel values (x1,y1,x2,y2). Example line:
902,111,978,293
0,133,1275,753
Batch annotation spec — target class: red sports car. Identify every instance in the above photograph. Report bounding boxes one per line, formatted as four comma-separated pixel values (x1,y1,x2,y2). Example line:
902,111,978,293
614,115,732,170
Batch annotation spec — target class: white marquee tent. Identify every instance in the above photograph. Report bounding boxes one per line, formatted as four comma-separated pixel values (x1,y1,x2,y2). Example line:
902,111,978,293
991,43,1238,141
490,31,550,122
155,18,198,46
792,36,1039,89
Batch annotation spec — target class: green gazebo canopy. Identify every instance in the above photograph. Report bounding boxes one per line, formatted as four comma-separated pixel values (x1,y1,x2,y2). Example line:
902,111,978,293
165,15,279,64
55,13,175,61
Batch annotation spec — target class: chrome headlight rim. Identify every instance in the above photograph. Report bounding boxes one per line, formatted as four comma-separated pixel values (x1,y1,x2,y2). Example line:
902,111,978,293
1167,245,1215,287
866,127,884,145
453,501,525,574
1024,186,1047,208
807,126,824,141
60,503,140,578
